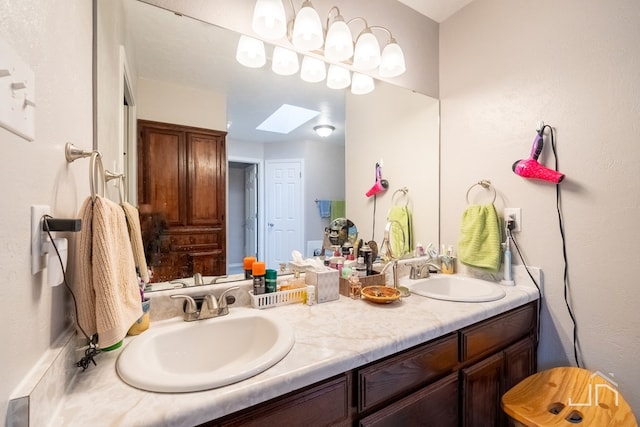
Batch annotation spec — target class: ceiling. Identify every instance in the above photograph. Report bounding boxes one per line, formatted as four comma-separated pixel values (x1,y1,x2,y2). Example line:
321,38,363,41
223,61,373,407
124,1,472,145
396,0,473,23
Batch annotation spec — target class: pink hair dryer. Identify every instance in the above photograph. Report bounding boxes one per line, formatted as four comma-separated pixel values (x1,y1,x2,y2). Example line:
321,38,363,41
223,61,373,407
366,163,389,197
512,130,565,184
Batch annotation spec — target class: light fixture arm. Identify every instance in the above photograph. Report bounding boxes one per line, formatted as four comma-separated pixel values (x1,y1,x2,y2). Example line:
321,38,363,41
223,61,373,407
370,25,395,44
325,6,342,29
346,16,370,35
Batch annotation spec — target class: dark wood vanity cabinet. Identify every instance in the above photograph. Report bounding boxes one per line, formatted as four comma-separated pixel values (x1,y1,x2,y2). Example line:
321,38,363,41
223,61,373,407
201,301,537,427
137,120,227,281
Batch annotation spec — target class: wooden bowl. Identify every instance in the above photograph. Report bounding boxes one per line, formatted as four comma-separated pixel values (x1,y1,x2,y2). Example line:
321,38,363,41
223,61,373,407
361,285,401,304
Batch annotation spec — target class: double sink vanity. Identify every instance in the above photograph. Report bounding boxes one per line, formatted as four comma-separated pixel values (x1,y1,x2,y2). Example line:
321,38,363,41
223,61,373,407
52,266,540,426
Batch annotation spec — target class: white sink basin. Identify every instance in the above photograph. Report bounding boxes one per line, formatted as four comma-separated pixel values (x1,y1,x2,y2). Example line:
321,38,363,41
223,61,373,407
116,308,295,392
404,275,506,302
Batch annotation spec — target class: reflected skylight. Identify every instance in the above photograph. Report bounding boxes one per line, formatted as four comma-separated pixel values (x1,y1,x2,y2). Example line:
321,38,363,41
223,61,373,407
256,104,320,134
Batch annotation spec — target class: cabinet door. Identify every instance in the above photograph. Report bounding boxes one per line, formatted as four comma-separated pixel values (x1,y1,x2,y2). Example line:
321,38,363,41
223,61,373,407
504,337,535,392
138,123,186,226
187,132,225,227
359,373,459,427
461,352,504,427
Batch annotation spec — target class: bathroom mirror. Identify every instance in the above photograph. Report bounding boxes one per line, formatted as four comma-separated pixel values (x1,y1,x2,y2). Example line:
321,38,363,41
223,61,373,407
95,0,440,291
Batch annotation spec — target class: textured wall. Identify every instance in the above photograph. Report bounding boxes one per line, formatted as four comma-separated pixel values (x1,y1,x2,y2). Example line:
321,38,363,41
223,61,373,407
440,0,640,411
0,0,93,421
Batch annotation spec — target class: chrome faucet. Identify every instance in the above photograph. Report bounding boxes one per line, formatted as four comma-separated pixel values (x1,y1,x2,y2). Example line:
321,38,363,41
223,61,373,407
171,286,240,321
409,262,441,279
380,259,399,288
170,272,206,288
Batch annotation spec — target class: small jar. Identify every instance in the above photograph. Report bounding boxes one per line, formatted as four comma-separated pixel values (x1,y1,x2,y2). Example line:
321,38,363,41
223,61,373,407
348,273,361,300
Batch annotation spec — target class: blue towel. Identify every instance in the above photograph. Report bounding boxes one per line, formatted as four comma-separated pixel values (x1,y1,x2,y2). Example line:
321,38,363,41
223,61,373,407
318,200,330,218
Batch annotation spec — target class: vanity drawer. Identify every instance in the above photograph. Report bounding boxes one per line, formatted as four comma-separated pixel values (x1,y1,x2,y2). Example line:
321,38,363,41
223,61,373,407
459,302,536,363
210,373,351,427
357,333,458,413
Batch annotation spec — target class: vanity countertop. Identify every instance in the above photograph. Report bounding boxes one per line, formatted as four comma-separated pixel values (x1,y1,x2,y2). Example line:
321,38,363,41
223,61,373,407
52,273,539,427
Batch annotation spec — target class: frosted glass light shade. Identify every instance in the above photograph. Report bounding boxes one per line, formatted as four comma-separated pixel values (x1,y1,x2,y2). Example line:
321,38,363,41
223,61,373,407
252,0,287,40
272,47,299,76
353,30,381,71
351,72,375,95
292,1,324,51
314,125,335,137
236,35,266,68
326,65,351,89
300,56,326,83
324,18,353,62
379,41,406,77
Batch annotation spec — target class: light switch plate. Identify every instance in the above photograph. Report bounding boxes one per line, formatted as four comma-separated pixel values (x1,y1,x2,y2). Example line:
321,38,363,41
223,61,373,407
0,35,35,141
31,205,50,274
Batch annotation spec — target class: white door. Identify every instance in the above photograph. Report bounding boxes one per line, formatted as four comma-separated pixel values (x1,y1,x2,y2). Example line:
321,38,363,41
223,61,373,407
266,160,304,270
244,163,258,258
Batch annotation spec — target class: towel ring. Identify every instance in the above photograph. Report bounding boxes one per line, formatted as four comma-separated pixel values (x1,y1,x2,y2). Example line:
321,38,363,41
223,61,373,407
89,152,105,202
391,187,409,207
466,180,496,205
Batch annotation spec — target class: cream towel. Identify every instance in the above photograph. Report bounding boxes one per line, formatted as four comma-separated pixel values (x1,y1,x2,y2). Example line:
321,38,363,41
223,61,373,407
458,204,502,272
74,196,142,348
122,202,150,283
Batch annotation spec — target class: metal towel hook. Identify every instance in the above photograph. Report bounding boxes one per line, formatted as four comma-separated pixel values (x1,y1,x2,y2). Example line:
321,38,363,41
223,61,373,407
465,179,496,205
65,142,105,202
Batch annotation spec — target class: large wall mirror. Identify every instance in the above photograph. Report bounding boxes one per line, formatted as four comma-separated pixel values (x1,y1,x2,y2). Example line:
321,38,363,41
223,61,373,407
95,0,439,289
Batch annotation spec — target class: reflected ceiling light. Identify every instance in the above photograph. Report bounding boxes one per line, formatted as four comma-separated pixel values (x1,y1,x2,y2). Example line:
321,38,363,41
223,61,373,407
326,64,351,90
300,56,326,83
236,35,266,68
351,72,375,95
353,28,381,71
324,10,353,62
292,1,324,51
272,46,299,75
244,1,408,92
314,124,335,137
252,0,287,40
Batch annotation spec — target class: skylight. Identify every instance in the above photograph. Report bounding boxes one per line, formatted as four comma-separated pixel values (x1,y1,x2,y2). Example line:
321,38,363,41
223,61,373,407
256,104,320,134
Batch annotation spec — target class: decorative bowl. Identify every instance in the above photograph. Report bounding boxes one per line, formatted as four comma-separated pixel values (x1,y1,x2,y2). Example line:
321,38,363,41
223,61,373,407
361,285,401,304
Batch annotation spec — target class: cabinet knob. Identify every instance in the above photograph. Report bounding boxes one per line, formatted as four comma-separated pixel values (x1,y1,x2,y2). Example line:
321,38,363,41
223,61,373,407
268,223,274,227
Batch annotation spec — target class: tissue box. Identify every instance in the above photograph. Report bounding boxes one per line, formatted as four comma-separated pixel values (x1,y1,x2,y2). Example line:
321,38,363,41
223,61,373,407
305,269,339,303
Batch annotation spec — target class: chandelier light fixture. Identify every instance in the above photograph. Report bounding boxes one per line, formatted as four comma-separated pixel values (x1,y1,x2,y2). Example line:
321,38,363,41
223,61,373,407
237,0,407,95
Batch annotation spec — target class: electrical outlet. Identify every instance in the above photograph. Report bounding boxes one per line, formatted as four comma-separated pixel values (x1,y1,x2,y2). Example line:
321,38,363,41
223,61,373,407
504,208,522,232
31,204,50,274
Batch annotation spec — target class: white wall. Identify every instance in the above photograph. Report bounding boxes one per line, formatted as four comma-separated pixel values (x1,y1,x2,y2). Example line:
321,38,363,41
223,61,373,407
440,0,640,411
346,81,440,251
136,77,227,130
0,0,93,421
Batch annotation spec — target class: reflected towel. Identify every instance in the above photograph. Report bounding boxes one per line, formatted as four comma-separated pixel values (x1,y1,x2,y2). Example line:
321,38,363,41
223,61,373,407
122,202,150,283
330,200,345,221
387,205,413,257
74,196,143,348
317,200,331,218
458,204,502,272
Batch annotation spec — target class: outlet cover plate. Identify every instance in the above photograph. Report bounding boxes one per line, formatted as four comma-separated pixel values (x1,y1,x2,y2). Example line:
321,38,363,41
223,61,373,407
31,205,50,274
504,208,522,232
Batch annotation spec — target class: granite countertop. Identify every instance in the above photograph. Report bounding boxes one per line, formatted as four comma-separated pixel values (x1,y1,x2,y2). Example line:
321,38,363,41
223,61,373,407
52,271,539,427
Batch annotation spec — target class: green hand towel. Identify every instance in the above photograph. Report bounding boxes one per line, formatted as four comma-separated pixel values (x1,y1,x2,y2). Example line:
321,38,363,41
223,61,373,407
387,205,413,257
330,200,345,221
458,204,502,272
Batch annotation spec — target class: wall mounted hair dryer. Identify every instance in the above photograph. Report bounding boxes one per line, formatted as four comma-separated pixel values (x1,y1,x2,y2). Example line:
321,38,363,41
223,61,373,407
512,128,565,184
366,162,389,197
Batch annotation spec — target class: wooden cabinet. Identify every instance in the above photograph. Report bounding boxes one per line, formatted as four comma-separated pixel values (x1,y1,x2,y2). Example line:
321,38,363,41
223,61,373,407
138,120,226,281
202,301,538,427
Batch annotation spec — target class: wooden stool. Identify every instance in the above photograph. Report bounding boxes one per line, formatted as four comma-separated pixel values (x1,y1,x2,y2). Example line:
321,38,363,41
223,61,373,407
502,367,637,426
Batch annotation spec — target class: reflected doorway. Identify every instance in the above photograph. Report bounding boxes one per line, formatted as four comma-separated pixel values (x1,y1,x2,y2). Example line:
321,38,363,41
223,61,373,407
228,159,263,274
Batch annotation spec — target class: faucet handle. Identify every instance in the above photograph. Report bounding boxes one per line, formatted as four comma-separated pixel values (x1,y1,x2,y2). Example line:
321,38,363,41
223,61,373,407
218,286,240,309
170,294,199,321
